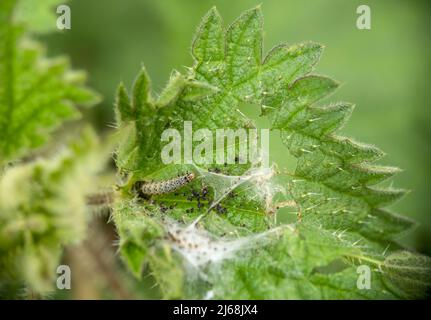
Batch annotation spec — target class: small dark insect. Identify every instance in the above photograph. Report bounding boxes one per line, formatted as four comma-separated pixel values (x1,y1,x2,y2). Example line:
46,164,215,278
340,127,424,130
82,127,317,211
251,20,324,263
192,190,200,198
228,191,236,198
160,203,168,213
201,187,208,196
140,172,195,195
215,203,227,214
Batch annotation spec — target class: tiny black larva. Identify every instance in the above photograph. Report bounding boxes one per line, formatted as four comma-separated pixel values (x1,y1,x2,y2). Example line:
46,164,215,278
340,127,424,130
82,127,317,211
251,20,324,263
140,172,196,195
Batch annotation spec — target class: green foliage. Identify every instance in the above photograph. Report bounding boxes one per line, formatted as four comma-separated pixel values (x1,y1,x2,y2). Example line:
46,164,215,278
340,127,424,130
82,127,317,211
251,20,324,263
14,0,68,34
0,0,101,297
115,68,218,176
381,251,431,299
113,6,431,299
0,128,102,296
0,0,100,166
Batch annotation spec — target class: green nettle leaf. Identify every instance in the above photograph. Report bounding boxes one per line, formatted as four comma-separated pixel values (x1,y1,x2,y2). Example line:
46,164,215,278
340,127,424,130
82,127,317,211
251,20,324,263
0,0,102,298
0,0,100,166
381,251,431,299
0,128,103,296
113,7,431,299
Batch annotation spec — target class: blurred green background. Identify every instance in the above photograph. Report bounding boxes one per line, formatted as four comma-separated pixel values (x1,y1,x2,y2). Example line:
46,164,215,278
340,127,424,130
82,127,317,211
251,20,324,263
43,0,431,256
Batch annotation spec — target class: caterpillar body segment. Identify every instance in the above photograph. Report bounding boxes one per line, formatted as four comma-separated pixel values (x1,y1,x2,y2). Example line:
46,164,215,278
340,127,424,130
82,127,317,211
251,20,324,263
140,172,196,195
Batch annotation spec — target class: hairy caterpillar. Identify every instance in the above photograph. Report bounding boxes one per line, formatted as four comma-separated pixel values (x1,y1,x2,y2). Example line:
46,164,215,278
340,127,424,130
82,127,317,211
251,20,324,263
139,172,195,195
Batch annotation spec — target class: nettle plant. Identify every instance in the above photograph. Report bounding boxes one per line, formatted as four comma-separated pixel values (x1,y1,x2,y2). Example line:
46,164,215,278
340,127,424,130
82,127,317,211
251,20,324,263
113,8,430,299
0,2,430,299
0,0,102,297
112,7,431,299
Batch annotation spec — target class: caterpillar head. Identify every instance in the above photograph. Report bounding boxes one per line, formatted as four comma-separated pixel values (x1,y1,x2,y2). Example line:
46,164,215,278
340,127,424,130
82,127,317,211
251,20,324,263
185,172,195,182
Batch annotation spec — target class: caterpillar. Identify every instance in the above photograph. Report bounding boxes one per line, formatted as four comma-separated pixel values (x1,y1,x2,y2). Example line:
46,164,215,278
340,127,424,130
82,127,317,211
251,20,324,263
139,172,195,195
